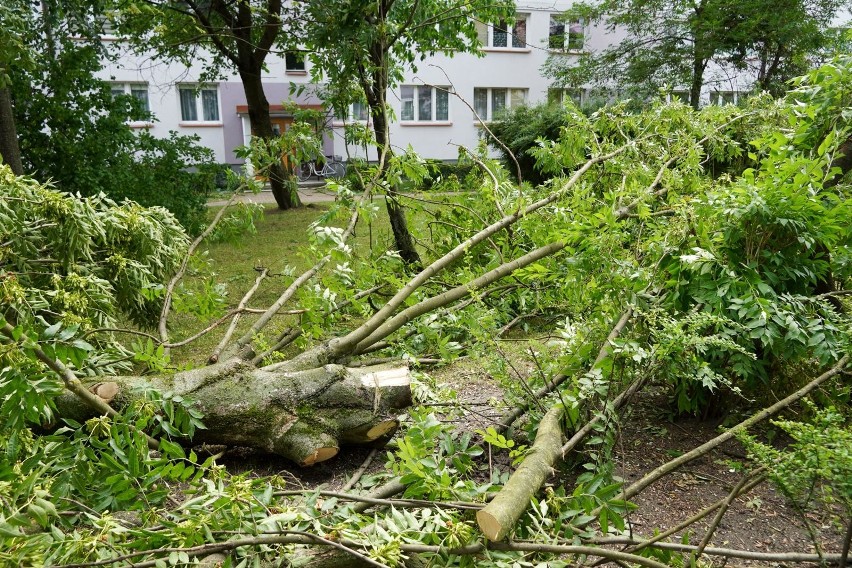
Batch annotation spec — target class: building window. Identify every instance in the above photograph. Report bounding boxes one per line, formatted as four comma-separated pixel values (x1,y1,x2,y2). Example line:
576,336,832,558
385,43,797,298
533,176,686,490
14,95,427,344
286,52,306,72
352,101,370,121
549,16,584,51
337,101,370,122
111,83,150,114
400,85,450,122
473,87,527,121
709,91,736,106
178,86,220,122
476,14,528,49
547,88,584,107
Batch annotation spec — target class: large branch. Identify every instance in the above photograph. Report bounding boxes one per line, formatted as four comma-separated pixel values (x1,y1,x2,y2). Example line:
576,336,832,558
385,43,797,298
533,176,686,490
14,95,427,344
329,143,635,357
619,355,849,501
55,360,411,466
476,406,565,541
353,242,568,353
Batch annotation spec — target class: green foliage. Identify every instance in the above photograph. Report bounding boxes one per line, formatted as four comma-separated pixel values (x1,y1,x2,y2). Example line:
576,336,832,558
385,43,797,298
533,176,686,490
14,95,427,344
0,167,188,331
422,159,478,190
487,103,578,184
739,404,851,523
8,3,215,233
545,0,847,106
0,167,188,435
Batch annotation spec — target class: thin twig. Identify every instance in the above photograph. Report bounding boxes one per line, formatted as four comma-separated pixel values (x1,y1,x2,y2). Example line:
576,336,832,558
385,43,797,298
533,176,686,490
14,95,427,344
159,192,238,350
341,449,378,491
693,466,766,561
209,267,269,364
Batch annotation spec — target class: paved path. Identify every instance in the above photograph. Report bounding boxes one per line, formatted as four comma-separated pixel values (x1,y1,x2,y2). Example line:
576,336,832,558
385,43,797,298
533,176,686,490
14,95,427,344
207,181,338,207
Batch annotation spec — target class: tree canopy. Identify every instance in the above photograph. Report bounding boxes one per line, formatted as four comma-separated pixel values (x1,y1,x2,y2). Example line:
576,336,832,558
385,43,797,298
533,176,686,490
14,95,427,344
302,0,515,265
544,0,848,107
119,0,304,209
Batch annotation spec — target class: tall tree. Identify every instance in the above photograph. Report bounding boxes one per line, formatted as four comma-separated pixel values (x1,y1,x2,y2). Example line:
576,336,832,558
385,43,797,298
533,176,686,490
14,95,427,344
6,0,215,232
0,1,30,175
120,0,302,210
303,0,514,265
544,0,846,108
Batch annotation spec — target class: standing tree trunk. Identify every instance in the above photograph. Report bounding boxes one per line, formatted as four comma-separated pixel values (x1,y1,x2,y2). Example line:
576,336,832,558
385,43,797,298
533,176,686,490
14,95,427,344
239,69,301,210
365,48,422,267
0,85,23,175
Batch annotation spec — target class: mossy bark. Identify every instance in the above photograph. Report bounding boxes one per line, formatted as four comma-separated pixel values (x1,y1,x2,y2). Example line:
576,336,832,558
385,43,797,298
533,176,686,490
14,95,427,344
56,360,411,466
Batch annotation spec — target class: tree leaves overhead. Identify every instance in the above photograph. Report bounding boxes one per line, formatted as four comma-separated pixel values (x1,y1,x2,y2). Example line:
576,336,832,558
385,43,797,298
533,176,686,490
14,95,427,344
545,0,848,106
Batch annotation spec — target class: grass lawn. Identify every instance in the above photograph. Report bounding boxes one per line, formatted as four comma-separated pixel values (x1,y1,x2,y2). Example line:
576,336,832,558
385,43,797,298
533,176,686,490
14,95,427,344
167,201,399,367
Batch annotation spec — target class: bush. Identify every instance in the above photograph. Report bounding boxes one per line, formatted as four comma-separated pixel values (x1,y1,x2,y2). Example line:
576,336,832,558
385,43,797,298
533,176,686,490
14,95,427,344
422,159,477,190
11,41,215,234
486,104,574,185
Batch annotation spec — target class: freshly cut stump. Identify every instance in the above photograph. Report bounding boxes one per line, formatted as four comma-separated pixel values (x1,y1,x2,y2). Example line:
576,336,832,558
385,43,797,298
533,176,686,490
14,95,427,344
57,360,412,466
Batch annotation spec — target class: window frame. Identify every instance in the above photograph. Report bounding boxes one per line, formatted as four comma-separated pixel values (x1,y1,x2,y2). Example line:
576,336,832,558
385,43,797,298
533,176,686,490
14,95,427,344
477,14,530,52
285,52,306,74
473,87,528,122
549,15,585,52
547,88,585,107
111,82,152,126
399,85,452,125
177,85,222,125
709,90,737,106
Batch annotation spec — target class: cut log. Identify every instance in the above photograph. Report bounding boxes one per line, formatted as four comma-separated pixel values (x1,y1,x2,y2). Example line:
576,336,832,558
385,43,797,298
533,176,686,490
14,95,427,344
55,360,412,467
476,406,565,541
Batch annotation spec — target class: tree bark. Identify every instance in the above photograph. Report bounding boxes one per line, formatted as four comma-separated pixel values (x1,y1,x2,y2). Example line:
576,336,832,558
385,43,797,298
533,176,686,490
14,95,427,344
239,69,301,210
56,360,411,466
0,85,23,175
476,406,565,541
366,51,421,267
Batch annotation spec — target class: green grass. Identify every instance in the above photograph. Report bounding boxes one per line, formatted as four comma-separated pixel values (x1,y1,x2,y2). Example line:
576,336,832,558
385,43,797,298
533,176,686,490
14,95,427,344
168,201,398,367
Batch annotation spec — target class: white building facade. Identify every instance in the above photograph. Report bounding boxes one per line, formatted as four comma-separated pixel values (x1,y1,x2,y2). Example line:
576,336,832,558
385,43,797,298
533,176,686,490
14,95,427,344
98,2,762,170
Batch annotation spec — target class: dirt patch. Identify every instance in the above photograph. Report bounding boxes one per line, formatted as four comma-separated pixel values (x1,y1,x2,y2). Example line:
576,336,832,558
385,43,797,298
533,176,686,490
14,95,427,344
611,392,845,565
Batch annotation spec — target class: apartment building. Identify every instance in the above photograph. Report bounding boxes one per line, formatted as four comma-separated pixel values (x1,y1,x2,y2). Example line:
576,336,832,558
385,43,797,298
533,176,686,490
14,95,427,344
97,1,751,170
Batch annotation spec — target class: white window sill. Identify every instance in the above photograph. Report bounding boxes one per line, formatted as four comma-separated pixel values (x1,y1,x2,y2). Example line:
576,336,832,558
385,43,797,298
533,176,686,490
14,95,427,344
285,70,307,75
179,121,223,127
400,121,453,127
482,47,531,54
129,121,155,129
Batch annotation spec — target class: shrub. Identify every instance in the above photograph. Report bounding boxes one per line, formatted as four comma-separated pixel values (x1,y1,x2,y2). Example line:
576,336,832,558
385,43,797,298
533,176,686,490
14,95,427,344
486,104,574,185
11,41,215,234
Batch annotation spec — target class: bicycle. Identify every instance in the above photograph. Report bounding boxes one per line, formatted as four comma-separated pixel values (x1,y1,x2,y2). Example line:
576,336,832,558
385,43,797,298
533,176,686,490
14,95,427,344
295,156,347,181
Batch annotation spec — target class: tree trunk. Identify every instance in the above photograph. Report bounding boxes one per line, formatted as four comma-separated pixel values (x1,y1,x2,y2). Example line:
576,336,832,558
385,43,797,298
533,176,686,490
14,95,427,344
370,95,422,267
0,85,23,175
239,70,301,210
56,360,411,466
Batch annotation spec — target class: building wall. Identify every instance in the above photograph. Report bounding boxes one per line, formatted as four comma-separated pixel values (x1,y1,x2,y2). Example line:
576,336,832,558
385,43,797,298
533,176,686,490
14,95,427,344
97,46,320,168
99,3,786,166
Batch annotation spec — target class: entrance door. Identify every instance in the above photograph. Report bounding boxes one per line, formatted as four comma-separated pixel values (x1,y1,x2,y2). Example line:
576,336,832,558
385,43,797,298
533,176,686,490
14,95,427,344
271,116,295,171
253,116,295,181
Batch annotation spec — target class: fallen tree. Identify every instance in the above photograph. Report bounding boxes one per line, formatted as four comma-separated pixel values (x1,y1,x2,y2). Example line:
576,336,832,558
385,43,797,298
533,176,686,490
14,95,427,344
55,360,412,466
3,58,852,567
